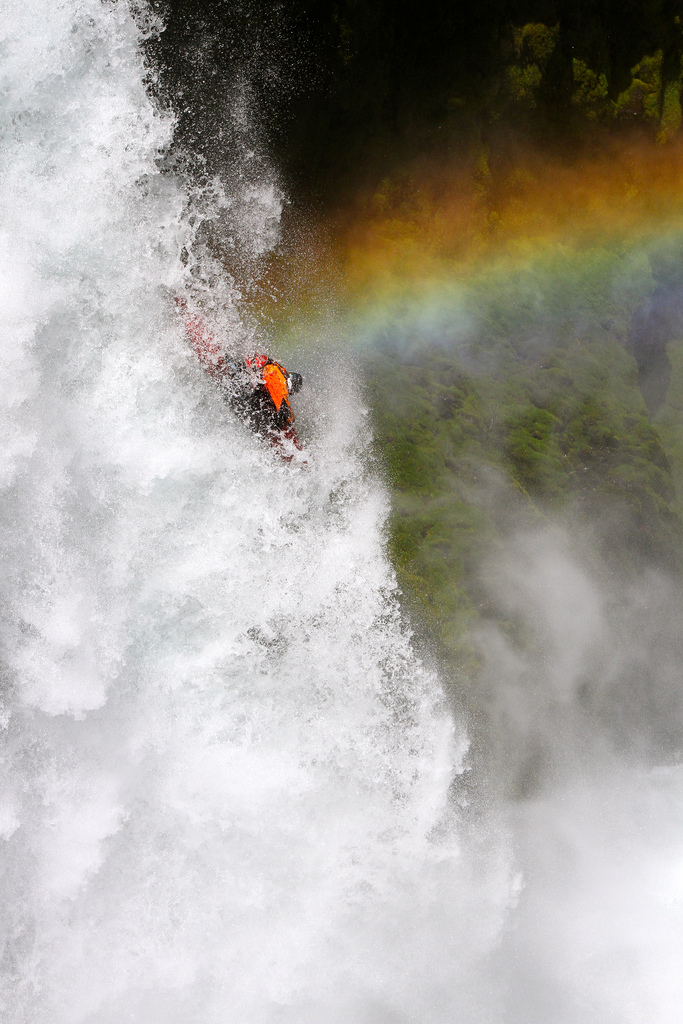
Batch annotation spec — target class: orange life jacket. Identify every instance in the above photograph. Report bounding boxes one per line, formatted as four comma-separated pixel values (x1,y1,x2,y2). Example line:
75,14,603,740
262,361,290,413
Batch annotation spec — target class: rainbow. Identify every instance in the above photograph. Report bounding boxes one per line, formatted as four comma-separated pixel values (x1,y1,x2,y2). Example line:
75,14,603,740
263,135,683,353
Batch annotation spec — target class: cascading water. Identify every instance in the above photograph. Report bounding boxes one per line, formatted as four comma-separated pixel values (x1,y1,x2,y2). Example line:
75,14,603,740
3,3,683,1023
0,3,506,1021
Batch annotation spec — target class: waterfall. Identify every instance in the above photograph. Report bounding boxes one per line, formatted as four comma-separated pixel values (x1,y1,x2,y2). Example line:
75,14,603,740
0,3,496,1021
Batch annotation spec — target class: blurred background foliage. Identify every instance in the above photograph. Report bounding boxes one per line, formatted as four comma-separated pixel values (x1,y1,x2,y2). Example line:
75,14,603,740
365,307,683,675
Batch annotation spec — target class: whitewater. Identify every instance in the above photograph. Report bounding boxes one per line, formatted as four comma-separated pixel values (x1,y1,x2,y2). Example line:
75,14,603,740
2,2,683,1023
0,2,488,1020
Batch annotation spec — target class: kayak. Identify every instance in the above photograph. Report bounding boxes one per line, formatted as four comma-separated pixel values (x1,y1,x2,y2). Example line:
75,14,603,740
175,297,306,462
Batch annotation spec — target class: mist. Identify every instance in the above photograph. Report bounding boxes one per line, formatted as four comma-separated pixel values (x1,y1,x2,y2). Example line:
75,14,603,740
473,528,683,1023
1,1,683,1022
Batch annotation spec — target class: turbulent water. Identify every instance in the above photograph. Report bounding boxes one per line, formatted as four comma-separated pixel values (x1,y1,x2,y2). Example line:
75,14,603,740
1,2,682,1023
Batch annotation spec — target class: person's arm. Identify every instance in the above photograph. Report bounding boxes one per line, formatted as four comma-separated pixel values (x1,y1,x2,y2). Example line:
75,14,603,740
176,298,226,378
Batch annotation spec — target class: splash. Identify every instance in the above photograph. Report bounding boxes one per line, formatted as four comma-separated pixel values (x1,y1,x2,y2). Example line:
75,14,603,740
0,2,494,1022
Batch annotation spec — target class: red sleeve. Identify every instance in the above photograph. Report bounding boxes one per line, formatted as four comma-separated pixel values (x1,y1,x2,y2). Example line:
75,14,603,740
176,299,226,378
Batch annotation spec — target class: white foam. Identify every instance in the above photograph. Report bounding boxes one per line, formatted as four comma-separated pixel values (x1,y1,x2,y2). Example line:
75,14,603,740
0,4,478,1021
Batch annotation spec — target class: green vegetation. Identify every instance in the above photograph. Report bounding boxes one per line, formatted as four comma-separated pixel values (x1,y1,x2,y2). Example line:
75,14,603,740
504,24,558,108
658,79,683,143
571,60,611,121
363,257,683,673
653,338,683,493
614,51,664,124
